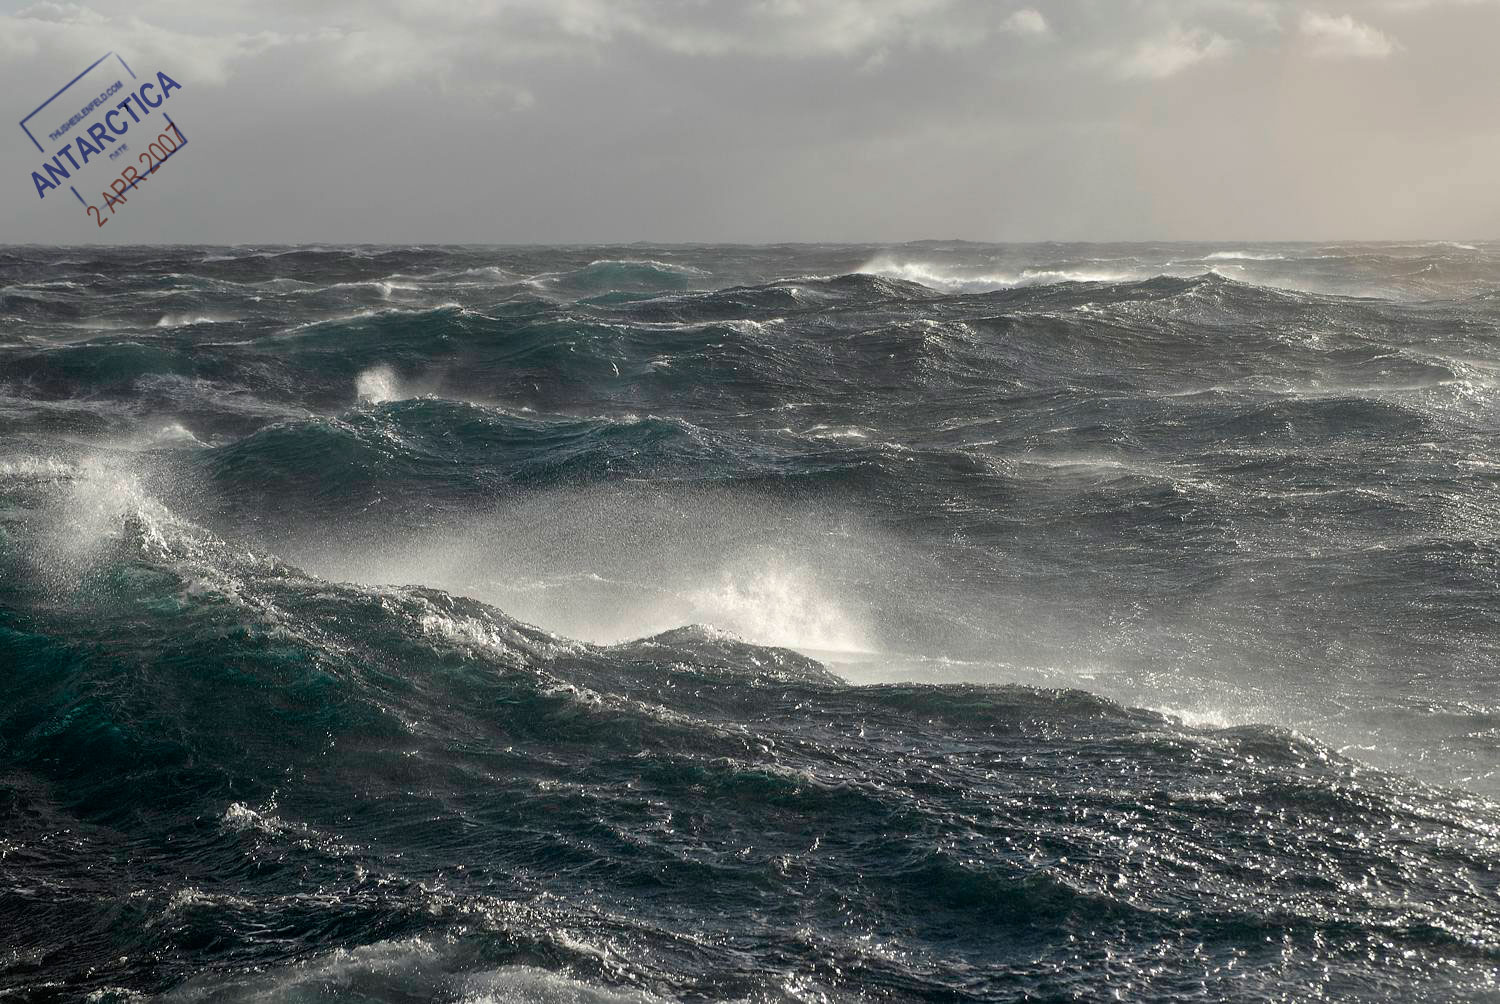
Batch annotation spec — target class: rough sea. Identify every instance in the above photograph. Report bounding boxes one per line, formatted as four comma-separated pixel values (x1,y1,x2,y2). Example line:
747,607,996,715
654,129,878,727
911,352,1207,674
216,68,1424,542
2,242,1498,1002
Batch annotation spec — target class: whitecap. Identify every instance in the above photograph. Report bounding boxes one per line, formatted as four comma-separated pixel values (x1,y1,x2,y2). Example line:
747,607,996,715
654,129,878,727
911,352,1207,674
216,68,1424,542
355,364,404,404
1203,250,1286,261
857,257,1137,292
155,313,235,327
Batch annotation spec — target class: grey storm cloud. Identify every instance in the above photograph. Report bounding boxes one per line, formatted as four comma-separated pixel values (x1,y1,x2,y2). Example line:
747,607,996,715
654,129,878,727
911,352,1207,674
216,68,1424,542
1,0,1497,242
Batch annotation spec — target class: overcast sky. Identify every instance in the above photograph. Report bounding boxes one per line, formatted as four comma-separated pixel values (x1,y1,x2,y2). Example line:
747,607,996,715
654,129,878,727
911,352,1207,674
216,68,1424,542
1,0,1496,243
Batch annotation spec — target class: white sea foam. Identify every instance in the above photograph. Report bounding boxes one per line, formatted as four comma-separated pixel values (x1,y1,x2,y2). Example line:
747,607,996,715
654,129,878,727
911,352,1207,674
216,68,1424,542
142,421,206,448
156,313,235,327
803,424,870,440
858,257,1135,292
581,258,707,275
221,801,283,834
452,265,520,282
19,453,292,631
356,364,403,403
683,561,872,654
0,456,76,480
1203,250,1286,261
1154,705,1239,729
428,559,872,655
159,937,665,1003
289,490,883,656
417,608,526,664
47,458,174,567
461,965,667,1004
151,886,257,926
323,277,424,298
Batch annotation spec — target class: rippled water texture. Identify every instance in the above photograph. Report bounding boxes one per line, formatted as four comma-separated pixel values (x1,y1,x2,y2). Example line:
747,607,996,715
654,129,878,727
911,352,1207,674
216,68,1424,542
2,243,1498,1001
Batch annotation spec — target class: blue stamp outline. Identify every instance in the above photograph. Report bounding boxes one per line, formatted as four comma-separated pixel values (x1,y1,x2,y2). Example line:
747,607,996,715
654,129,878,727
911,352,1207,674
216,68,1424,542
18,51,188,210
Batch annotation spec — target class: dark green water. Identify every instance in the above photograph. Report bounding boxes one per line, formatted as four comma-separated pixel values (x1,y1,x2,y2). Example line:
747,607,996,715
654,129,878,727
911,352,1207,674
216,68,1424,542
2,243,1498,1001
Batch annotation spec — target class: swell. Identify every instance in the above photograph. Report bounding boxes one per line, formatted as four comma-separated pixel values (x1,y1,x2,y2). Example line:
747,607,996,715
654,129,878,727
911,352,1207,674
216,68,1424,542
201,403,774,507
6,272,1479,427
6,244,1500,1002
3,471,1498,1000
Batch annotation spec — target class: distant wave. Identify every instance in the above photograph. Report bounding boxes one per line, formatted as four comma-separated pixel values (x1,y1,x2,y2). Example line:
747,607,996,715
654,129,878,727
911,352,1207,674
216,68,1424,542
858,256,1139,292
1202,250,1287,261
531,259,712,295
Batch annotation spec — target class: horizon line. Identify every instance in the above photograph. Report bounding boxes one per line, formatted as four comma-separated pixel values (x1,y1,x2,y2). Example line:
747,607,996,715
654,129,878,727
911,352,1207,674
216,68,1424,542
0,238,1494,249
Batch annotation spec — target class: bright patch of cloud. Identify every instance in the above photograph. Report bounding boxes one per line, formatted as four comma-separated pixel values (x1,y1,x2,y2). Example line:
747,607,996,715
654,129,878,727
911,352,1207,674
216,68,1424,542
1379,0,1494,11
1002,8,1049,37
1299,11,1400,57
1121,26,1233,79
15,2,107,24
4,3,299,86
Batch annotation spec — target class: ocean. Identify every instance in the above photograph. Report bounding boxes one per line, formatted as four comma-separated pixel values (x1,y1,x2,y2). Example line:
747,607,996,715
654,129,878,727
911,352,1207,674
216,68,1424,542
1,242,1498,1001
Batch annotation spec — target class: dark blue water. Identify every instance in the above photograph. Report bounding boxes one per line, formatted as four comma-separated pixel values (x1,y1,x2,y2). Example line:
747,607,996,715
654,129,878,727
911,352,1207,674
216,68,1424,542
2,243,1499,1001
